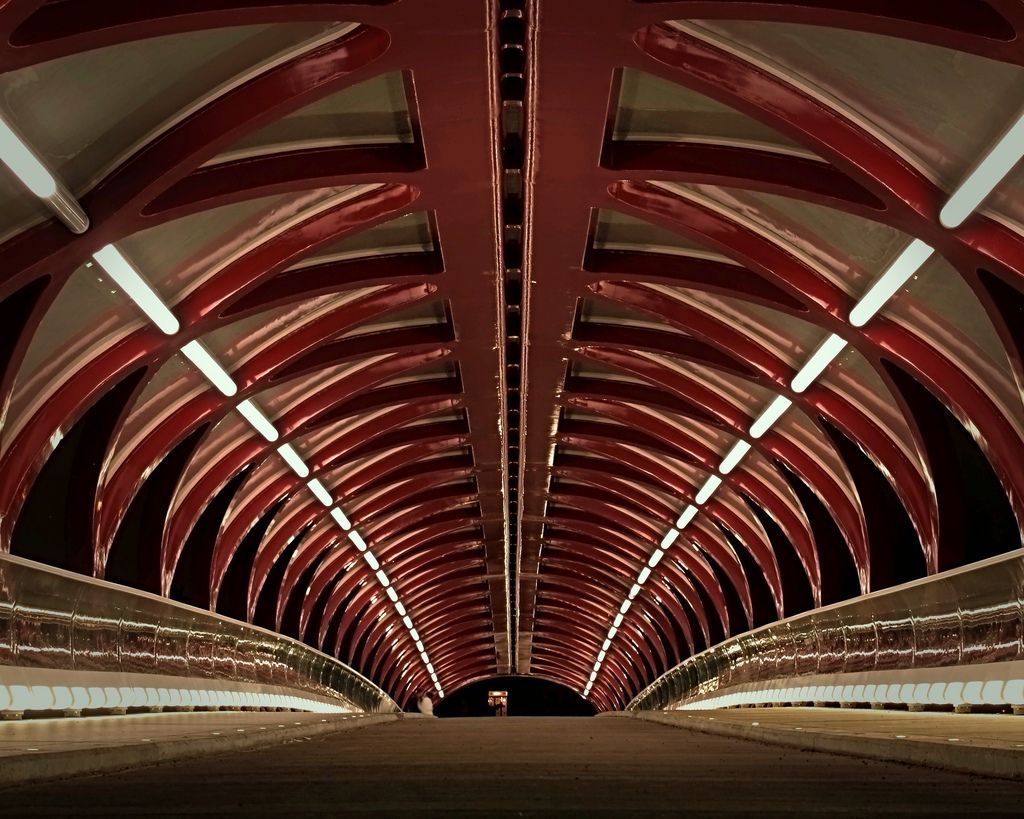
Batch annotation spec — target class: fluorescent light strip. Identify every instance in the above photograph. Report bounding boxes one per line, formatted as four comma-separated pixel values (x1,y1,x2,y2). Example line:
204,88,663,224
0,114,56,197
375,569,390,586
348,530,367,551
235,399,278,442
849,239,934,327
330,507,352,530
395,602,407,617
628,583,641,600
695,475,722,505
402,616,413,629
647,549,665,568
749,395,792,439
660,528,679,549
619,599,632,615
612,613,624,628
607,626,617,639
410,629,420,642
180,340,237,397
363,551,379,571
637,566,651,585
940,110,1024,228
307,478,333,507
386,587,398,602
597,650,606,662
719,439,751,475
277,443,309,478
791,333,847,393
93,245,180,335
601,638,611,652
676,504,699,529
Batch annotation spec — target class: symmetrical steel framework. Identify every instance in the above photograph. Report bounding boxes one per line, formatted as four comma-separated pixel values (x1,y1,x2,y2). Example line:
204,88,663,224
0,1,1023,710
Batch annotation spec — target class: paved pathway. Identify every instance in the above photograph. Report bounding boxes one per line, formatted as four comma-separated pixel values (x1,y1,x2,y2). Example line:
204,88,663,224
1,715,1023,816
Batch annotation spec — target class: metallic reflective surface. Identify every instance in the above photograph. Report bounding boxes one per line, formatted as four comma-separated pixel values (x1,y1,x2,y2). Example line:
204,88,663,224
0,554,397,714
628,550,1024,711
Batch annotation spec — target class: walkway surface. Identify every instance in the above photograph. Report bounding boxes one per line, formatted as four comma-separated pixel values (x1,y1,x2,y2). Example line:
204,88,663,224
1,715,1023,816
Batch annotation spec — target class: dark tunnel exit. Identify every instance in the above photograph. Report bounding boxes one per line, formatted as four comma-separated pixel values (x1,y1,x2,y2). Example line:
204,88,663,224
434,676,597,717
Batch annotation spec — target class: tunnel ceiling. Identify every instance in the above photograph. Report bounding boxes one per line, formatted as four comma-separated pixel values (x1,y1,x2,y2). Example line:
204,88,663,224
1,1,1023,710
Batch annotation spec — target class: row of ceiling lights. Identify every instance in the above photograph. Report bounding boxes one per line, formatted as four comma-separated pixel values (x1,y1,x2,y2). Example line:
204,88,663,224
583,109,1024,699
0,112,444,699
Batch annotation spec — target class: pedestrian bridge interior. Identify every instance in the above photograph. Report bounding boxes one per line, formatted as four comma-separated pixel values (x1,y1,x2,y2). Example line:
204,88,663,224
0,0,1023,812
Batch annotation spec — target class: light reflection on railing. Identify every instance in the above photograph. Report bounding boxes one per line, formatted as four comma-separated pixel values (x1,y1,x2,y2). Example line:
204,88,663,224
0,554,398,715
628,550,1024,712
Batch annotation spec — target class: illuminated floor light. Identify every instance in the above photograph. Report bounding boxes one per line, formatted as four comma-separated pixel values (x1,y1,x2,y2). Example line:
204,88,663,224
330,508,351,530
277,443,309,477
940,110,1024,228
307,478,333,507
695,475,722,505
791,333,847,393
93,245,180,335
236,399,279,442
181,340,237,397
749,395,792,439
849,239,934,327
719,439,751,475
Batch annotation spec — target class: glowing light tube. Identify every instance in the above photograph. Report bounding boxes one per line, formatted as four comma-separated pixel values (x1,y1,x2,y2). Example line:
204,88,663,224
0,114,55,197
601,638,611,652
181,340,237,396
307,478,333,507
695,475,722,505
402,615,413,629
277,443,309,477
676,504,699,529
660,529,679,549
791,333,847,393
395,602,407,617
386,587,398,602
749,395,792,439
940,110,1024,228
375,569,390,587
613,613,624,628
849,239,934,327
330,507,352,530
637,566,652,585
410,628,420,642
628,583,641,600
619,599,632,615
363,551,380,571
719,439,751,475
236,399,278,442
93,245,180,335
348,530,367,551
647,549,665,568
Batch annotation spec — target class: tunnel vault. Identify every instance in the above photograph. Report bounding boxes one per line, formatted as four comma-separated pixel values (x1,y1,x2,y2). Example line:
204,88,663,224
0,1,1023,711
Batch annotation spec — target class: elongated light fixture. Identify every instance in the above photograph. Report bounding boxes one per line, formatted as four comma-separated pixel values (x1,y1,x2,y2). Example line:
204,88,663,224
940,110,1024,228
647,549,665,568
93,245,179,335
395,601,407,617
719,439,751,475
375,569,390,586
749,395,792,439
695,475,722,505
660,528,679,549
330,507,351,530
307,478,333,507
402,615,413,629
236,399,278,442
791,333,847,393
363,551,380,571
628,583,641,600
613,613,624,628
348,530,367,551
0,112,88,233
619,598,632,615
277,443,309,477
386,587,398,602
637,566,652,585
181,340,237,396
849,239,934,327
676,504,699,529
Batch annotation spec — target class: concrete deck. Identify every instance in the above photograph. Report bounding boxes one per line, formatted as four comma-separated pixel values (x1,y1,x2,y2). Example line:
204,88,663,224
620,707,1024,780
1,715,1022,816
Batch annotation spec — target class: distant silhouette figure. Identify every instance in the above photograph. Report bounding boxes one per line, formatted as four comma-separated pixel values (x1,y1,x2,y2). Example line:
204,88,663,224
417,691,434,716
